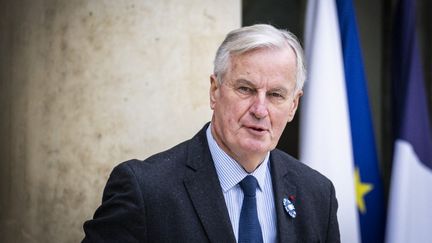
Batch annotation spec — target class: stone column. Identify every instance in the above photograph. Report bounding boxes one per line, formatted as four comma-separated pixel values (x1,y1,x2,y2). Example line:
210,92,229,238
0,0,240,242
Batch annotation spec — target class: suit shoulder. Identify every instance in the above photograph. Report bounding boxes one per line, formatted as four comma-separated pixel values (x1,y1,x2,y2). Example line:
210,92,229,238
122,138,190,166
107,141,190,188
271,149,333,187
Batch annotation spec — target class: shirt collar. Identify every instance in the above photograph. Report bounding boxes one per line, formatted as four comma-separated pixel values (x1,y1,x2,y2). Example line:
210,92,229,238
206,124,270,193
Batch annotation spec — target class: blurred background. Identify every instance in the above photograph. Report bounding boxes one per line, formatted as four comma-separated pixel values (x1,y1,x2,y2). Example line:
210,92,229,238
0,0,430,242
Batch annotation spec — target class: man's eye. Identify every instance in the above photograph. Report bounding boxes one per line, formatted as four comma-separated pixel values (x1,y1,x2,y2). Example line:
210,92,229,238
238,86,253,93
269,92,285,99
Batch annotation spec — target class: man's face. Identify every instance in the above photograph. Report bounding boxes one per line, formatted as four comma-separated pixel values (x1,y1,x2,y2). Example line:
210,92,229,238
210,47,303,161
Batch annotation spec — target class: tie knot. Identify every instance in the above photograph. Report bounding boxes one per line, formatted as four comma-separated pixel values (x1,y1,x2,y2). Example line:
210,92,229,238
240,175,258,197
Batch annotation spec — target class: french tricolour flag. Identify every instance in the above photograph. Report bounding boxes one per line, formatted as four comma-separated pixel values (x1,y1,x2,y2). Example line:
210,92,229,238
385,0,432,242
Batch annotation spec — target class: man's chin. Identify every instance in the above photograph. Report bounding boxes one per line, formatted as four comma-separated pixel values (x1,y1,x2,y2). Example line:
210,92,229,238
239,141,272,155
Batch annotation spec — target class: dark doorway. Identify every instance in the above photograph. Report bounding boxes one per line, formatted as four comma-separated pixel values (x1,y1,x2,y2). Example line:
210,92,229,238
242,0,307,158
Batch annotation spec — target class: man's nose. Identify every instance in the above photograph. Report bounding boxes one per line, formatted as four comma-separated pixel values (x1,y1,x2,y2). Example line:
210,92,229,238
250,93,269,119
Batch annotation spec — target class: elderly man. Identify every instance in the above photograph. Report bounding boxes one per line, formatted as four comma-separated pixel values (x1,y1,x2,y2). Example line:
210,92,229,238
83,24,340,243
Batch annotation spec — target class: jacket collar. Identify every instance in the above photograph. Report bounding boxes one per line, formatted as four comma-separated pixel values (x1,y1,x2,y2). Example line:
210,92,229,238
183,123,299,243
183,124,237,243
270,150,298,243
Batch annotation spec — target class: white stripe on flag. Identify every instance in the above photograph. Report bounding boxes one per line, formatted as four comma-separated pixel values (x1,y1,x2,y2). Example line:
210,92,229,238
301,1,360,242
385,140,432,243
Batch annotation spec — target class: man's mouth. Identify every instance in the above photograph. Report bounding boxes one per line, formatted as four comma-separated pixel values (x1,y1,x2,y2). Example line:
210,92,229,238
251,127,265,132
244,125,268,134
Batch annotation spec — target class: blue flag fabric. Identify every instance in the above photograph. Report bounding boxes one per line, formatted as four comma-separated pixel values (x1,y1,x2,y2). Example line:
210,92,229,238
335,1,386,242
391,0,432,167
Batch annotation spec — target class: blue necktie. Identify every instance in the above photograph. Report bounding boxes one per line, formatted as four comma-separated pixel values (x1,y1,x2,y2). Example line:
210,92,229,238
238,175,263,243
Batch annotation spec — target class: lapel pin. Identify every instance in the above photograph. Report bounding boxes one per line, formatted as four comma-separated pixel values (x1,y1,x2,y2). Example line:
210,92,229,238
283,198,296,218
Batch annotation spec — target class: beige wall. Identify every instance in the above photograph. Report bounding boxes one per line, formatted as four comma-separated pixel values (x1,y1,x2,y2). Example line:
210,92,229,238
0,0,240,242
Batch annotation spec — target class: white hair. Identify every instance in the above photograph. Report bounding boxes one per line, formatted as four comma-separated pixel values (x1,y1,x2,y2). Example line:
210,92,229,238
213,24,306,91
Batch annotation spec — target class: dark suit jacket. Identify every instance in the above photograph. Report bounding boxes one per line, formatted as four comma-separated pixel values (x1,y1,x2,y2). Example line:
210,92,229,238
83,124,340,243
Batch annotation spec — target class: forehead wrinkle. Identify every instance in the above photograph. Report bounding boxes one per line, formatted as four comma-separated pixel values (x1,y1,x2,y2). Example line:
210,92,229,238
227,49,296,90
234,78,255,86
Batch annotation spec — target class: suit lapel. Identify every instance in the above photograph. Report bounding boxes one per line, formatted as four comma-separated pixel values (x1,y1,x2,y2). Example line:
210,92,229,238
183,126,236,243
271,151,298,243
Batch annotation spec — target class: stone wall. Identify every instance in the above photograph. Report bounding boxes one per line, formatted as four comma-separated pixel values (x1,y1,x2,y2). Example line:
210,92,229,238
0,0,240,242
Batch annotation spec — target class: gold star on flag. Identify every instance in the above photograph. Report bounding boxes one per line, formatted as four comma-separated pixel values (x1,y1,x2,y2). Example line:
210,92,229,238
354,167,373,214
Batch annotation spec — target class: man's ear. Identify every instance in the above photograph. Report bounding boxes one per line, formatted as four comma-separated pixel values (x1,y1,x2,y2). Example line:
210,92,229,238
287,90,303,122
209,75,219,110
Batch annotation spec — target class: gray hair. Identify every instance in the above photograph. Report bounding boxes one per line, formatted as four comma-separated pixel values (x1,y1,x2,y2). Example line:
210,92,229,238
213,24,306,92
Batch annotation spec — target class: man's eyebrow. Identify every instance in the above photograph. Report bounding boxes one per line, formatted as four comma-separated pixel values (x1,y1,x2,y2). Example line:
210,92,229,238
232,79,290,94
269,87,289,93
234,79,255,86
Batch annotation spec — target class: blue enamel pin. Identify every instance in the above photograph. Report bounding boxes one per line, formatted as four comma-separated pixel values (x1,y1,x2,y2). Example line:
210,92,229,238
283,198,296,218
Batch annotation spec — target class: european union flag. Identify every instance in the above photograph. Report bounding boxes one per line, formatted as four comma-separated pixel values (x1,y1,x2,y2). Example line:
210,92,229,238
336,0,386,242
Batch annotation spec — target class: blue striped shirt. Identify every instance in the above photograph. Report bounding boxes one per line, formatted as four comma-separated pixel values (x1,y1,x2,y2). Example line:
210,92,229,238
206,125,277,243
